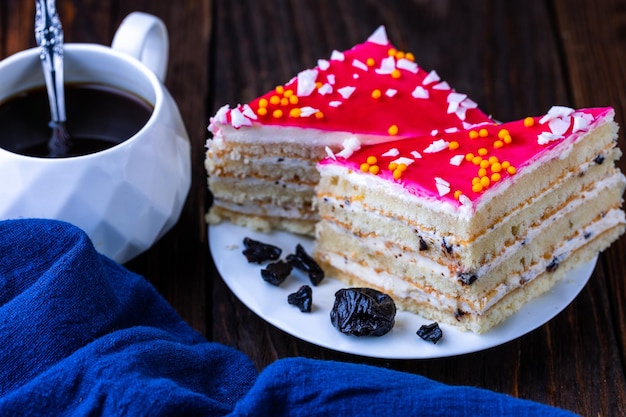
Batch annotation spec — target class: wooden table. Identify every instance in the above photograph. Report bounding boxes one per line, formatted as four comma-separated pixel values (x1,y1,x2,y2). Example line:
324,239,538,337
2,1,625,415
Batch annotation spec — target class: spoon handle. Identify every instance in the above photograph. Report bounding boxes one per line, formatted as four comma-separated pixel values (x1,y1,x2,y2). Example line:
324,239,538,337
35,0,66,123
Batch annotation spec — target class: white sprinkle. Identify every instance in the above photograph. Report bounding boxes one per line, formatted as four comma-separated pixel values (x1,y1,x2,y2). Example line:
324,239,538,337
430,129,438,136
376,56,396,75
435,177,450,196
329,101,342,107
368,26,389,45
318,83,333,95
572,112,593,132
385,88,397,98
444,127,459,133
461,98,478,109
353,74,360,79
455,107,468,121
449,155,464,166
382,148,400,157
410,150,422,159
336,136,361,158
213,104,230,124
317,59,330,71
424,139,449,153
327,74,336,85
352,59,369,72
297,69,319,97
325,146,336,160
537,131,564,145
338,86,356,99
422,70,440,85
299,107,319,117
230,107,252,128
447,92,467,104
412,86,429,99
330,50,345,61
549,116,572,136
391,157,415,166
241,104,257,120
459,195,473,208
397,58,418,73
539,105,575,124
433,81,451,90
447,101,460,114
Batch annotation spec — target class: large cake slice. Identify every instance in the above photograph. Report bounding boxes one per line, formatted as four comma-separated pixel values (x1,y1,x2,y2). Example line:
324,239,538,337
314,106,626,333
206,27,493,235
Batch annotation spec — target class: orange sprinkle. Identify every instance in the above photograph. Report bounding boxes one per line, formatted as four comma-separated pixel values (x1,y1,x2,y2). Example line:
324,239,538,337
257,107,268,116
479,128,489,138
395,51,405,60
497,129,509,139
388,162,398,171
478,148,488,156
315,81,323,89
488,156,499,164
449,141,460,150
480,176,490,188
388,125,399,136
478,168,487,177
258,98,268,108
406,52,415,61
315,111,324,119
480,160,490,169
493,140,504,149
393,169,403,180
366,57,376,67
275,86,285,94
502,161,511,169
372,89,382,99
272,109,283,118
283,89,294,97
472,177,481,185
507,166,517,175
469,130,479,139
472,156,483,165
503,134,512,144
491,173,501,182
491,162,502,173
280,97,289,106
454,190,463,200
388,48,397,57
289,95,299,105
465,153,475,162
289,108,301,118
360,163,370,173
397,163,408,172
472,183,483,193
391,69,401,79
523,117,535,127
269,95,280,105
366,156,378,165
369,165,380,175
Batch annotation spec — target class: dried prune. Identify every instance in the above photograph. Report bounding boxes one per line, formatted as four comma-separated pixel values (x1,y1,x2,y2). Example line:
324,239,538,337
546,257,560,272
417,322,443,344
242,237,281,263
418,235,428,251
286,244,325,285
594,154,605,165
261,260,292,286
288,285,313,312
330,288,396,337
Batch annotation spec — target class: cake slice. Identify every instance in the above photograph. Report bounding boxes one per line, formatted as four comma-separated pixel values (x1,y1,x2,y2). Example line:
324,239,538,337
206,27,493,235
314,106,626,333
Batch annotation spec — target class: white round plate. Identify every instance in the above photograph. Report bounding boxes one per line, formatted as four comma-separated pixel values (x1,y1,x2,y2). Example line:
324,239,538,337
209,222,596,359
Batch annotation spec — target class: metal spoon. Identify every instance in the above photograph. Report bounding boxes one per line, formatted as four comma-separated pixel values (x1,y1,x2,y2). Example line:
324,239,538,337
35,0,71,157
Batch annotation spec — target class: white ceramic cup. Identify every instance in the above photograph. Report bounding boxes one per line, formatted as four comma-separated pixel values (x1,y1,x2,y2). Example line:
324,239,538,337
0,12,191,263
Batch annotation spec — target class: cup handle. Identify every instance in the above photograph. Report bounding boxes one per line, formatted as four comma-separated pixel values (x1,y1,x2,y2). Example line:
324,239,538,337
111,12,169,81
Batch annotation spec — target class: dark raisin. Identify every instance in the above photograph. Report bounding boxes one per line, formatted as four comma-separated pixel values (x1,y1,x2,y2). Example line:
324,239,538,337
416,322,443,344
330,288,396,337
454,309,466,321
442,238,453,254
288,285,313,312
286,244,325,285
242,237,281,263
418,235,428,251
546,257,560,272
458,272,478,285
261,260,292,286
584,231,592,239
594,154,605,165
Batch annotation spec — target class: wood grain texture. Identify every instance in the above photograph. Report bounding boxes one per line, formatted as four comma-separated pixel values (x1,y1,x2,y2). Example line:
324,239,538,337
1,1,625,415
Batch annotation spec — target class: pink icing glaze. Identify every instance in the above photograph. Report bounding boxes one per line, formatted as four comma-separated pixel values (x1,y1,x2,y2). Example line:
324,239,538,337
320,107,613,210
219,27,493,137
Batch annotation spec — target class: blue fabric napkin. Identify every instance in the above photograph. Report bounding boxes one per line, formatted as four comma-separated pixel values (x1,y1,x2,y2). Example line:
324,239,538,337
0,219,578,416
